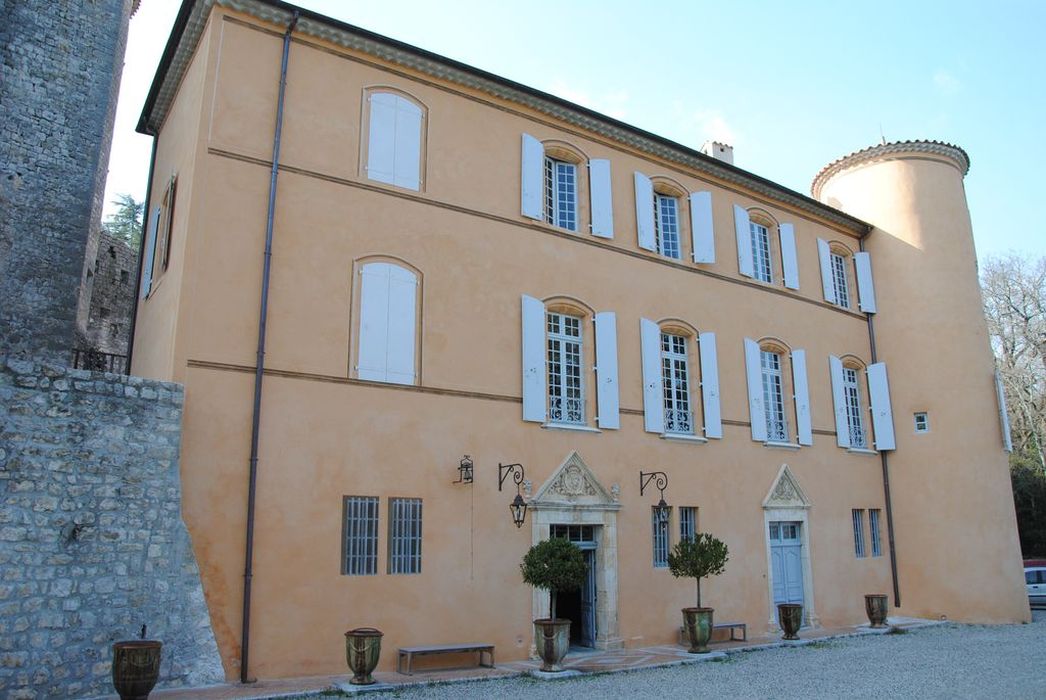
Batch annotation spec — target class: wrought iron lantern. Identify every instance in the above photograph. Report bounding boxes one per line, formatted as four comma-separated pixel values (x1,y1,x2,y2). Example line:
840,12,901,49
640,471,671,524
455,455,474,484
499,462,528,528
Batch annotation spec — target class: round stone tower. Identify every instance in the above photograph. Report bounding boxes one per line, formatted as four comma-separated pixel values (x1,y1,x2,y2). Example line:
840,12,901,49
813,141,1028,622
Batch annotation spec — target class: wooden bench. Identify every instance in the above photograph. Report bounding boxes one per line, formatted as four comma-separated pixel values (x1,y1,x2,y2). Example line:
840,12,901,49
678,621,747,645
397,643,495,675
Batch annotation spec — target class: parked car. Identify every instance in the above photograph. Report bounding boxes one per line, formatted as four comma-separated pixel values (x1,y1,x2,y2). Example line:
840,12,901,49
1026,566,1046,608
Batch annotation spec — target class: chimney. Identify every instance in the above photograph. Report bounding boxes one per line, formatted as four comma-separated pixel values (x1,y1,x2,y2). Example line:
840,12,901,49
701,141,734,165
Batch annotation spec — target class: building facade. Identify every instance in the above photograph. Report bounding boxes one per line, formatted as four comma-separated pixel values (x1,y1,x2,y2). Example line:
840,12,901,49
132,0,1029,681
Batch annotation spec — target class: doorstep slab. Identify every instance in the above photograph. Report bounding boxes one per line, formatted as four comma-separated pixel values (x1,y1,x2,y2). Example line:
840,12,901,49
331,681,396,694
530,669,583,680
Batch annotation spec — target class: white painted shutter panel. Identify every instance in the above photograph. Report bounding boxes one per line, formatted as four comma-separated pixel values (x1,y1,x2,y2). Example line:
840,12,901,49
734,206,754,278
817,239,836,304
367,93,397,185
358,263,392,381
690,191,715,263
589,159,614,239
640,318,664,433
634,172,656,251
140,206,160,299
521,295,546,422
867,362,896,450
996,370,1013,452
744,337,767,441
698,331,722,438
385,266,417,384
594,312,620,429
829,355,850,448
792,349,812,445
521,134,544,220
779,223,800,290
392,98,422,190
855,252,878,313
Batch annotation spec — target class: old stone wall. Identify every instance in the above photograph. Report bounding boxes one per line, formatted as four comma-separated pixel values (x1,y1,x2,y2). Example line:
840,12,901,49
82,232,138,358
0,357,224,699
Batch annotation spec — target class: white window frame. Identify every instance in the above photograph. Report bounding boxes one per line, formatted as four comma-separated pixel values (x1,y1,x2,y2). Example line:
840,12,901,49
343,496,379,576
661,332,693,435
546,311,585,425
761,350,788,442
652,508,670,568
680,506,697,542
852,508,866,558
545,157,578,231
750,221,773,283
843,366,868,449
830,252,851,308
388,497,422,574
654,193,682,260
914,412,930,433
869,509,882,557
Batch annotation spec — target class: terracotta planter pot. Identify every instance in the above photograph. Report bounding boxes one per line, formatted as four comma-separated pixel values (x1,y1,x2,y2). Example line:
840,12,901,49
777,603,803,640
533,618,571,672
345,627,383,685
864,594,889,628
111,640,162,700
681,607,714,653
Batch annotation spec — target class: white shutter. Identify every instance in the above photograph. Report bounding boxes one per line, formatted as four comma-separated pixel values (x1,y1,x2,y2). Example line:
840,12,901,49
521,295,546,422
699,331,722,438
634,172,656,251
589,159,614,239
855,252,878,313
521,134,544,220
640,318,664,433
817,239,836,304
779,223,800,290
392,97,422,190
996,370,1013,452
140,206,160,299
867,362,896,450
385,266,417,384
594,312,620,429
734,206,754,278
358,263,392,381
792,348,812,445
829,355,850,448
744,337,767,441
690,191,715,263
367,92,397,185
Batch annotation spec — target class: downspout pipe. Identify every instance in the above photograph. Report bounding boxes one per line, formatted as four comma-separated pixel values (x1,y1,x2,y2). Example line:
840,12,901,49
125,137,159,373
240,10,298,684
859,233,901,608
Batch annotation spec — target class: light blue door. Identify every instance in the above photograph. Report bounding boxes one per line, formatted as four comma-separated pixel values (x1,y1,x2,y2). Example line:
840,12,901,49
770,521,804,611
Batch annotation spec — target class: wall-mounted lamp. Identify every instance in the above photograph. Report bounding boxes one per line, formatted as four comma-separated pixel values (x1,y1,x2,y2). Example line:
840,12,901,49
455,455,474,484
499,462,528,528
640,470,671,524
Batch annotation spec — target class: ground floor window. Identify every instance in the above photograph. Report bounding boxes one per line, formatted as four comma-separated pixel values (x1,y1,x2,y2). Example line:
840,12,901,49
679,506,697,541
652,508,669,567
388,498,423,574
852,509,866,558
342,496,379,575
869,508,882,557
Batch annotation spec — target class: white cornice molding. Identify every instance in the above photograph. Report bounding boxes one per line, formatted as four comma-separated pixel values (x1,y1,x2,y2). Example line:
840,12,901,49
811,140,971,200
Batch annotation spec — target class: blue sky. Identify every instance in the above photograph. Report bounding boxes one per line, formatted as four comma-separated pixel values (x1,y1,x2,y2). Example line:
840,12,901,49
106,0,1046,260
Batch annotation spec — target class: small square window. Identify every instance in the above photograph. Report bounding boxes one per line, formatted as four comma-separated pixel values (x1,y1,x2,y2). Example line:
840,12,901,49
914,412,929,433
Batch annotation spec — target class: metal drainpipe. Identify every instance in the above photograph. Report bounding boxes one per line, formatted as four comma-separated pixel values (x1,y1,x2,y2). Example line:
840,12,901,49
240,10,298,685
859,234,901,608
124,137,158,373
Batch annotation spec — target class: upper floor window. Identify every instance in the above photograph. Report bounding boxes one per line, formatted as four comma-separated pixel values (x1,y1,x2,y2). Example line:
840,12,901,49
521,135,606,235
761,349,788,442
829,355,877,451
818,239,877,312
140,174,177,300
546,311,585,425
750,221,773,283
354,259,420,385
364,89,425,191
661,332,692,434
830,252,851,308
842,366,867,448
545,157,578,231
654,194,682,260
734,207,799,289
641,319,723,440
744,338,812,446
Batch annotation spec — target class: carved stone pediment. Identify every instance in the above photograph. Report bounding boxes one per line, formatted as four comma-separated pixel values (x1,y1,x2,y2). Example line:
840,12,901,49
531,451,617,509
763,464,811,509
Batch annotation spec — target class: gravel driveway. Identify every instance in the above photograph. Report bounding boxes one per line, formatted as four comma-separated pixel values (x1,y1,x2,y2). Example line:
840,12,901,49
384,611,1046,699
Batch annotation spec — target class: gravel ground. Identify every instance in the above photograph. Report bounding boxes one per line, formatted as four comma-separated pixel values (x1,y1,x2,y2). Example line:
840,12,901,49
376,611,1046,699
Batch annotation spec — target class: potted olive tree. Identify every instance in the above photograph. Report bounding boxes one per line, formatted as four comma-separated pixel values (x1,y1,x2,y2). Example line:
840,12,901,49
668,532,729,653
520,537,588,672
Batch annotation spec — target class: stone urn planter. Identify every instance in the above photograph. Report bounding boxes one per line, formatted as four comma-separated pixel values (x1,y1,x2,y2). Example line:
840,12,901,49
777,603,803,640
864,594,888,628
345,627,383,685
681,607,714,654
111,640,162,700
533,618,572,672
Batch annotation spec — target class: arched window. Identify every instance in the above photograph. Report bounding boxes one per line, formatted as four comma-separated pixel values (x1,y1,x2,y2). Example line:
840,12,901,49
363,88,426,191
521,136,613,237
744,337,812,446
640,318,722,440
817,238,877,312
734,207,799,289
830,355,874,450
354,259,420,385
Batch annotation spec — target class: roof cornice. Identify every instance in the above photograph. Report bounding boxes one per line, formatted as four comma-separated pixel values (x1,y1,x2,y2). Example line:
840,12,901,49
811,140,971,200
140,0,871,234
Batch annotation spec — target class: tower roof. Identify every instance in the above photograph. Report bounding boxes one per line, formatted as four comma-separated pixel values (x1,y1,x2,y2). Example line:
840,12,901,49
811,140,971,200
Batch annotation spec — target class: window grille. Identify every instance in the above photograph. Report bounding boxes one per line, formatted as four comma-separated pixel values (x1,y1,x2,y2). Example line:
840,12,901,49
661,332,693,434
830,252,850,308
652,508,670,567
761,350,788,442
546,312,585,424
654,194,681,259
680,507,697,542
749,222,772,283
388,498,422,574
544,157,577,231
852,509,866,558
550,524,595,542
869,509,882,557
843,367,867,448
343,496,379,575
